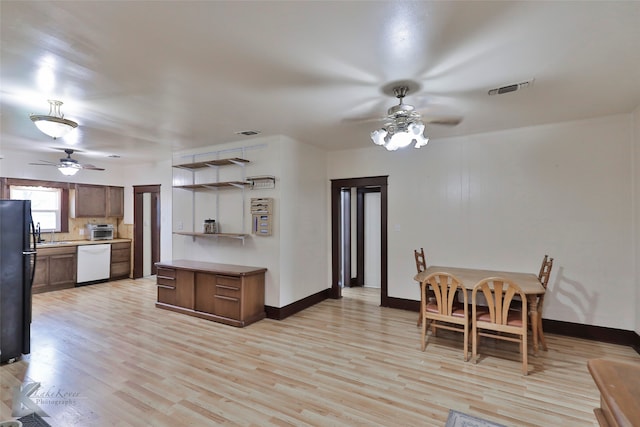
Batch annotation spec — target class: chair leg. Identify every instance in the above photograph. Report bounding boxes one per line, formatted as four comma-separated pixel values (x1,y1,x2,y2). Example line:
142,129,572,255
538,317,548,351
472,324,478,364
421,315,427,351
463,323,469,362
417,311,422,327
522,331,528,376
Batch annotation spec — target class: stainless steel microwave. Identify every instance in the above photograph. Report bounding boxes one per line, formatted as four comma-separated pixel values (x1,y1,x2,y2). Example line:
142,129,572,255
86,224,114,241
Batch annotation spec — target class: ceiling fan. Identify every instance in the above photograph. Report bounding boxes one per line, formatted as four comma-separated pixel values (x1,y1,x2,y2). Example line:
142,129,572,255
354,81,463,150
29,149,105,176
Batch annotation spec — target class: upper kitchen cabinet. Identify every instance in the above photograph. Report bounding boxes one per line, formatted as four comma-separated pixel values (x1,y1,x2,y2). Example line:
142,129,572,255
70,184,124,218
107,186,124,218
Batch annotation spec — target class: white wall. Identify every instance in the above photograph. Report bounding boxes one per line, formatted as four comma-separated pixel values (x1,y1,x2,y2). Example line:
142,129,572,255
277,137,328,305
170,135,328,308
328,113,635,330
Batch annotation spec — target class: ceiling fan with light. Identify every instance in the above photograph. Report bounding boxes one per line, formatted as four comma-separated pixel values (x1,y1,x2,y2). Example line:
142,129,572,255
349,80,463,151
29,149,105,176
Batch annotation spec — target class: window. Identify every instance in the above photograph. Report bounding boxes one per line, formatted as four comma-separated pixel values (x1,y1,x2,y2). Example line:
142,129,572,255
10,186,63,231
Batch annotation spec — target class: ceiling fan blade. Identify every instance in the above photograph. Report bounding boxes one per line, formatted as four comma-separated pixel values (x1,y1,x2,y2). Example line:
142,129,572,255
423,116,463,126
81,164,105,171
342,115,388,124
29,161,57,166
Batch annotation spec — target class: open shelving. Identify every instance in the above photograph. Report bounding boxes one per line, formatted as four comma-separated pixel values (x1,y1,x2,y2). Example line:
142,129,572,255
172,154,250,243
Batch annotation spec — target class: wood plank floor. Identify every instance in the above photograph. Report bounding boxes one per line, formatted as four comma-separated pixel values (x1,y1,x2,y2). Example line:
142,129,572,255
1,279,638,426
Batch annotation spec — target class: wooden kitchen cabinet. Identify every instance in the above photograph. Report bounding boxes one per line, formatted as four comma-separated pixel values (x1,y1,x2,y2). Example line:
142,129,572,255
110,241,131,279
71,184,107,217
107,186,124,218
33,246,77,294
71,184,124,218
155,260,266,327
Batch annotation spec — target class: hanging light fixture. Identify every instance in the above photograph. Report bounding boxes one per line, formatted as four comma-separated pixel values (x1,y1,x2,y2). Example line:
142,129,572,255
30,100,78,139
58,163,81,176
370,86,429,151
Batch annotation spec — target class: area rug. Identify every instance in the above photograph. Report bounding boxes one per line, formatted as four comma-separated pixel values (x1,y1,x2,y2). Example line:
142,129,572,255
445,409,507,427
17,413,51,427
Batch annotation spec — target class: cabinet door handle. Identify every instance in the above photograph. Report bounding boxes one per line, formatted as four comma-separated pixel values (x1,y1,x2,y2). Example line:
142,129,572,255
157,284,176,290
157,275,175,281
216,285,239,291
214,295,239,302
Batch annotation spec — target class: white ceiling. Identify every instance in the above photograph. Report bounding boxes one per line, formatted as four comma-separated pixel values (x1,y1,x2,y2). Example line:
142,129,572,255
1,1,639,166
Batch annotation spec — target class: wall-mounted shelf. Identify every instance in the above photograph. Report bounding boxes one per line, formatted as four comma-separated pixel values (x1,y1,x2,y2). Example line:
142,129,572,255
173,181,251,190
172,155,250,244
173,158,250,170
173,231,248,242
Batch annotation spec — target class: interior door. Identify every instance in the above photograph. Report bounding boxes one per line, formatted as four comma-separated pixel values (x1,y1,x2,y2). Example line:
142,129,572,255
330,176,388,305
133,185,160,278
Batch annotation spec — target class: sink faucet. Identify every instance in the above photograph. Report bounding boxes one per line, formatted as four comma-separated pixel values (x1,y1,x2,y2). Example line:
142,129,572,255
35,222,44,243
50,230,55,243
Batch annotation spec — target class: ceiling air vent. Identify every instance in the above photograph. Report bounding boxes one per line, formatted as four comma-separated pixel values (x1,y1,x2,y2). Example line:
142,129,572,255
236,130,261,136
488,79,534,96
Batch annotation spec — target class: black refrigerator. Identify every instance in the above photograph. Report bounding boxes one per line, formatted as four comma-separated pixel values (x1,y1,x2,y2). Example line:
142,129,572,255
0,199,37,363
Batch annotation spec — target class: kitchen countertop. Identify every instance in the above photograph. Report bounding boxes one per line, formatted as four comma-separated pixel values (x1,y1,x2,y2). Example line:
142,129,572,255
36,238,131,248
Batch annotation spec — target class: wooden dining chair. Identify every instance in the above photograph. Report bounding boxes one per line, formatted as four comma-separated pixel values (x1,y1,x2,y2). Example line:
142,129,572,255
414,248,427,326
421,272,469,361
472,277,529,375
535,255,554,351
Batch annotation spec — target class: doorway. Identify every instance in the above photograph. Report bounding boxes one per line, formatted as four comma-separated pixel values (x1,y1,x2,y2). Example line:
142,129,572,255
330,176,388,306
133,185,160,278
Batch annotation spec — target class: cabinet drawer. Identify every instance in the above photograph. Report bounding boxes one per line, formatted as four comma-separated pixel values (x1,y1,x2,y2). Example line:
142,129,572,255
215,275,240,298
157,267,176,279
111,248,130,263
111,242,130,251
110,262,130,278
157,285,176,306
214,295,240,319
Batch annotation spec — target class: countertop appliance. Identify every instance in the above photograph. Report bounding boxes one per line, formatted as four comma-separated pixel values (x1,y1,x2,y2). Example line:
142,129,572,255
0,199,36,363
86,223,114,241
77,244,111,285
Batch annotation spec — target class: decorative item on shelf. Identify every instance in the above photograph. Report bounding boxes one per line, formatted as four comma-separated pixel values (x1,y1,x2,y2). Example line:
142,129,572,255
203,219,217,234
29,99,78,139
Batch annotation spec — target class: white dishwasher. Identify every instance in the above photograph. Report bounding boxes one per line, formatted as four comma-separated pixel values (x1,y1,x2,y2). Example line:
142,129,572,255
77,244,111,284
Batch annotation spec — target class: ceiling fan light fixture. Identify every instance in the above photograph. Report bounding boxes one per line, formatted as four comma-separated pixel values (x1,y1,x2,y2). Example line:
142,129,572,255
30,100,78,139
371,119,429,151
58,163,81,176
371,85,430,151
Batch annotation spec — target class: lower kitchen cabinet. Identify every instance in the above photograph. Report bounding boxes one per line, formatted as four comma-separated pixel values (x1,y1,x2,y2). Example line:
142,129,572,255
110,241,131,279
33,246,77,294
155,260,266,327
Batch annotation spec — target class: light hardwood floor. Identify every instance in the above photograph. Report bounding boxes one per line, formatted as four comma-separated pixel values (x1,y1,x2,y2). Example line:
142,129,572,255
1,279,638,426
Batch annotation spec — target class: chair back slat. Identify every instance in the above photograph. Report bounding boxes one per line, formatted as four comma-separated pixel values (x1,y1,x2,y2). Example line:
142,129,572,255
424,272,464,316
474,278,526,326
414,248,427,273
538,255,554,289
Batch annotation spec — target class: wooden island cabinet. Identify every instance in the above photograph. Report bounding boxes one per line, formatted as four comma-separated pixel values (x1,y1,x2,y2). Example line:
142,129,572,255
155,260,267,327
588,358,640,427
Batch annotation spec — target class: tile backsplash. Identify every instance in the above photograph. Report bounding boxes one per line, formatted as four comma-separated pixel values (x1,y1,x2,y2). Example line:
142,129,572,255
49,217,132,242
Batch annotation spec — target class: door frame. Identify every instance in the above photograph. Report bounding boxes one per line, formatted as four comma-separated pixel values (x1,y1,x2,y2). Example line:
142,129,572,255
330,176,388,306
133,185,160,278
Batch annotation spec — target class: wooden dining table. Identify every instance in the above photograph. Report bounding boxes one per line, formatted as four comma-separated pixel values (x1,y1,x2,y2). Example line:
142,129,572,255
414,265,546,353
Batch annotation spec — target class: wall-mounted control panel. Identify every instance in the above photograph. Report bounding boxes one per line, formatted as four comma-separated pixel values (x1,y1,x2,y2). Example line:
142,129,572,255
251,198,273,236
